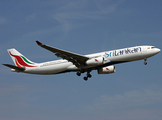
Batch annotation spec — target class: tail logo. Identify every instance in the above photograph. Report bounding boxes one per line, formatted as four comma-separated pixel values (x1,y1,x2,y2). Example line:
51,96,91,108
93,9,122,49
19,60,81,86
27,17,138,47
9,51,35,67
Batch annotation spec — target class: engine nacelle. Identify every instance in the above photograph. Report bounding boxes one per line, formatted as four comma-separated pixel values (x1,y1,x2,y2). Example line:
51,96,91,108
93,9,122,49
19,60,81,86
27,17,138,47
98,66,115,74
86,57,104,66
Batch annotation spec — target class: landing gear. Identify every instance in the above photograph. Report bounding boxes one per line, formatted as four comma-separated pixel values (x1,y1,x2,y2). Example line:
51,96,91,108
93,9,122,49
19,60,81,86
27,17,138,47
76,69,84,76
76,70,92,81
144,58,147,65
83,72,92,81
76,72,81,76
87,72,92,78
84,76,88,81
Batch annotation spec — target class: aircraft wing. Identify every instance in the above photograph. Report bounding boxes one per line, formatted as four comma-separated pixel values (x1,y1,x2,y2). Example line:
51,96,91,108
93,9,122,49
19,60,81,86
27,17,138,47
36,41,89,67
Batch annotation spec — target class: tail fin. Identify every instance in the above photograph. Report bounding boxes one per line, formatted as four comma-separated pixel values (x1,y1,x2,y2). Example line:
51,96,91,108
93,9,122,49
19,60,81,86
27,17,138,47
7,49,36,67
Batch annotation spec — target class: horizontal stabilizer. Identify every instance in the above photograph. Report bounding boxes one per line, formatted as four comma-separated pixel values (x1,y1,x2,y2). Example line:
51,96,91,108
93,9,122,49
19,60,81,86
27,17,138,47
3,64,25,71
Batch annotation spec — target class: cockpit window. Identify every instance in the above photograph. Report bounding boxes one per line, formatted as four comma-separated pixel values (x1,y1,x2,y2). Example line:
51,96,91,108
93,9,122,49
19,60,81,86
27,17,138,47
151,47,155,49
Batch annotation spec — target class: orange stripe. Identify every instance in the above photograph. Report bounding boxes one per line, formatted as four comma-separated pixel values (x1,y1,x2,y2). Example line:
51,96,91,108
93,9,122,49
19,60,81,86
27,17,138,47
15,59,22,67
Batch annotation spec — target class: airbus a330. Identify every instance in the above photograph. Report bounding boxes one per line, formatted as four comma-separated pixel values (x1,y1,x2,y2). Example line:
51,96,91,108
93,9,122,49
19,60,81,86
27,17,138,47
3,41,160,81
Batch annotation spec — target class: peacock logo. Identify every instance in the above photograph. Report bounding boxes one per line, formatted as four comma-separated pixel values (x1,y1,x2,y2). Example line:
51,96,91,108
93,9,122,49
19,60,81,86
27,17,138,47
9,51,35,67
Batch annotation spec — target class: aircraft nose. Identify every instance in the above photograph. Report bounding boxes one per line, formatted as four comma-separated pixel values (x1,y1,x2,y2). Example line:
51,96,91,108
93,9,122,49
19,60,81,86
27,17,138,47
157,48,161,53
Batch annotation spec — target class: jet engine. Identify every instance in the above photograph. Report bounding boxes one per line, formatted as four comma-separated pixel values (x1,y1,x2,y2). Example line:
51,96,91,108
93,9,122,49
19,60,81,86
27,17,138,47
86,57,104,66
98,66,115,74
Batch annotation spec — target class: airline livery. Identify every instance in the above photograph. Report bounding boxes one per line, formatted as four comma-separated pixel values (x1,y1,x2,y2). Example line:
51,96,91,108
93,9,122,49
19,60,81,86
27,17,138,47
3,41,160,81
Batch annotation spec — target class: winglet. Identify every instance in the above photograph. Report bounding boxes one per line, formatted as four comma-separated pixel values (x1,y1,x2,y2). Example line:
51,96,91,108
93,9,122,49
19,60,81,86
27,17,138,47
36,40,43,46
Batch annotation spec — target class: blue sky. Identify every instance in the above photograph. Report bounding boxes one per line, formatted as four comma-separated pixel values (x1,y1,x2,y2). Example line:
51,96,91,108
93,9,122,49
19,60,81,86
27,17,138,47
0,0,162,120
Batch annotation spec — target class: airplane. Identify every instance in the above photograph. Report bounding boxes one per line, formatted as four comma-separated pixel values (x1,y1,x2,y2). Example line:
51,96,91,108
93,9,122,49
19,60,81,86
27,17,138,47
3,41,160,81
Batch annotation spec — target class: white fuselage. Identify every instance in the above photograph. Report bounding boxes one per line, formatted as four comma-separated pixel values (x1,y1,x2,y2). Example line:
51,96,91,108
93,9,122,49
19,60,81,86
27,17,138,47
19,45,160,75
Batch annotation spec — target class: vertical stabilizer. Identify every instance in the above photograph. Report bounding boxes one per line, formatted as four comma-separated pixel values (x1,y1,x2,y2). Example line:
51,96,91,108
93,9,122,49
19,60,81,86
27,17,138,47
7,49,36,67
